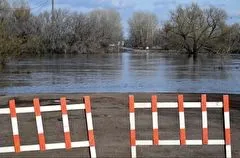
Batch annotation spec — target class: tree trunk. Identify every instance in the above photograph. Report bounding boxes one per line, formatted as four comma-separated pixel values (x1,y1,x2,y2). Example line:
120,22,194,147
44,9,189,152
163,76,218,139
188,50,198,59
0,59,6,71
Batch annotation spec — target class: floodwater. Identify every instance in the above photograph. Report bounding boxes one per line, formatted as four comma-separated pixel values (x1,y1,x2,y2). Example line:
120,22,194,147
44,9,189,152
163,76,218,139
0,52,240,94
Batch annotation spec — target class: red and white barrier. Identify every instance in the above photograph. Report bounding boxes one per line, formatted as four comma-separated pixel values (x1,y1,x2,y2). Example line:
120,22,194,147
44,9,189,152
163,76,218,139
129,94,231,158
34,98,46,151
0,96,97,158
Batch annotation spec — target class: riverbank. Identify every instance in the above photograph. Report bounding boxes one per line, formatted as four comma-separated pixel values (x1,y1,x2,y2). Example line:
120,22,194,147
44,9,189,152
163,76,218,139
121,47,240,54
0,93,240,157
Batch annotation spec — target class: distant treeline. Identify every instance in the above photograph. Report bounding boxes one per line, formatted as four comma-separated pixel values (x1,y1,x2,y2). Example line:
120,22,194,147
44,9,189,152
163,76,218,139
0,0,123,66
1,1,240,66
128,3,240,56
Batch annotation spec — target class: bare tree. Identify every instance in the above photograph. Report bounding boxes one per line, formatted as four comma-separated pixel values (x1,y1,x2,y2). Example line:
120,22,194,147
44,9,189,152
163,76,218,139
165,3,228,56
88,9,123,48
38,9,73,54
227,24,240,53
128,11,158,49
0,0,13,66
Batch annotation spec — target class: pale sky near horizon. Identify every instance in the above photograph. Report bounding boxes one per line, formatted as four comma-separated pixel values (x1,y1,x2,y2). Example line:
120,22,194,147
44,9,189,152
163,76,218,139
29,0,240,36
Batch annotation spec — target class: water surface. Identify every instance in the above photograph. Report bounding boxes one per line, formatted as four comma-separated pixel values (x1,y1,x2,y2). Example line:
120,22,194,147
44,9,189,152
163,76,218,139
0,52,239,94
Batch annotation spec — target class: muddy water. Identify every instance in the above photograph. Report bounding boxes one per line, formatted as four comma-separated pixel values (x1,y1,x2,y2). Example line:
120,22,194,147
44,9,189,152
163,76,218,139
0,52,239,94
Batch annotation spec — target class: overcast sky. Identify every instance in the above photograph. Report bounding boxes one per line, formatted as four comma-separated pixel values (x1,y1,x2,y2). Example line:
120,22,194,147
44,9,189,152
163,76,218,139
29,0,240,35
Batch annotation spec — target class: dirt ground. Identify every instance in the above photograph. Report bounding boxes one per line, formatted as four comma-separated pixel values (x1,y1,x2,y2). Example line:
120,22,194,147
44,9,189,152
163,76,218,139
0,93,239,158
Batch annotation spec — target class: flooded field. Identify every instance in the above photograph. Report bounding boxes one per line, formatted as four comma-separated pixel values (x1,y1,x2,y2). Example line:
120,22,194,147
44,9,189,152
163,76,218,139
0,52,240,94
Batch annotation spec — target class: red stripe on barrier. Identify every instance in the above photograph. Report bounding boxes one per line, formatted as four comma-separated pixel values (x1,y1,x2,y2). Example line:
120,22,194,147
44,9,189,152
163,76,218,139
60,97,72,149
178,95,184,112
153,129,159,145
60,97,68,114
223,95,230,112
38,133,46,151
64,132,72,149
33,98,41,116
88,130,96,146
33,98,46,151
202,128,208,145
180,129,186,145
130,130,136,146
84,96,92,113
129,95,135,113
9,100,17,117
224,95,231,146
13,135,21,153
201,94,208,144
225,128,231,145
9,100,21,152
201,94,207,112
152,95,159,145
151,95,157,112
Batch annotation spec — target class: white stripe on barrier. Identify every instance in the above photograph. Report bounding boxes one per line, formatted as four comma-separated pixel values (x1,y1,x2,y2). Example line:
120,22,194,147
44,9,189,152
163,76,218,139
71,141,90,148
130,113,135,130
0,108,10,114
16,107,35,113
131,146,137,158
152,112,158,129
11,117,19,135
0,141,90,153
135,140,226,146
179,112,185,129
208,140,225,145
206,102,223,108
41,104,85,112
0,102,223,115
136,140,153,145
186,140,202,145
0,104,85,115
134,102,223,109
62,114,70,132
226,145,232,158
36,116,44,134
159,140,180,145
202,111,208,128
66,104,85,110
86,112,94,131
224,112,230,129
21,145,40,152
46,141,89,150
45,142,65,150
90,146,97,158
0,147,15,153
86,113,93,130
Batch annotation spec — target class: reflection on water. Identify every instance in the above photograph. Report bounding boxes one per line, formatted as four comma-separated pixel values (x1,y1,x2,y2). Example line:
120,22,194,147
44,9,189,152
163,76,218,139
0,52,239,94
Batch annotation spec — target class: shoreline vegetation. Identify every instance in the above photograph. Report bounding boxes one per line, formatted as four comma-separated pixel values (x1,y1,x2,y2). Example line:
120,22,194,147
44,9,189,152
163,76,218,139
122,47,240,54
0,1,240,68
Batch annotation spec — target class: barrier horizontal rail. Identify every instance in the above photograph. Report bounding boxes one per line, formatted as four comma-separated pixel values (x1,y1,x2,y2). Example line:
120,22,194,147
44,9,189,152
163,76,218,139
129,94,231,158
0,96,96,158
135,139,225,145
0,141,90,153
134,102,223,108
0,104,85,114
